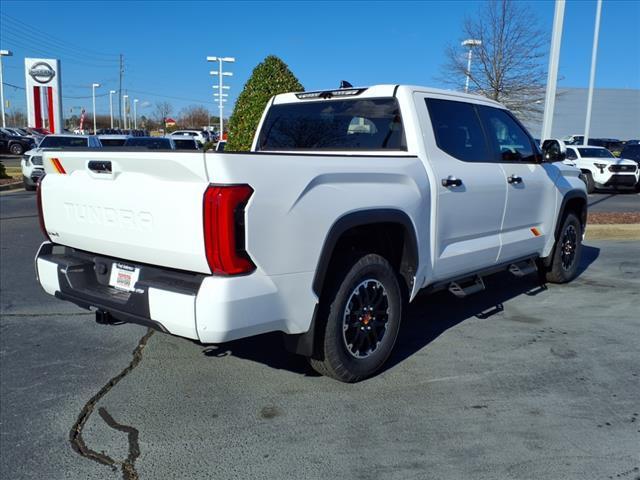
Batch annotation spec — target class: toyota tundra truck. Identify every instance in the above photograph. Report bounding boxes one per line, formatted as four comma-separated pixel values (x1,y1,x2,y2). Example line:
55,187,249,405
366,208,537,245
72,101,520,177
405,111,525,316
35,85,587,382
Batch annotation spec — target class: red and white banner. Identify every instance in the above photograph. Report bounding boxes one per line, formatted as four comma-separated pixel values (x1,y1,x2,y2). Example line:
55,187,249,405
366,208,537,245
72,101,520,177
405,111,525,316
24,58,63,134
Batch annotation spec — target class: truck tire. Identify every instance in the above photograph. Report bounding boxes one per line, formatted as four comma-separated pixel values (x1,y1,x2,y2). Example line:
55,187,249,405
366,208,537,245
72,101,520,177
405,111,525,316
309,253,402,382
544,212,583,284
23,176,36,191
582,171,595,194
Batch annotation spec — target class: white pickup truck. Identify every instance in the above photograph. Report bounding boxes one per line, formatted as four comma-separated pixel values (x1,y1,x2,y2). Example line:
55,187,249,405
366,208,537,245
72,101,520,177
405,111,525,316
35,85,587,382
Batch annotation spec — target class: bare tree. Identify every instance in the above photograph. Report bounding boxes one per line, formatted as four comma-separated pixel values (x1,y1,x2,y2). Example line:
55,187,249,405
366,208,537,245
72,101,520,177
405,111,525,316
440,0,547,119
179,105,210,128
153,101,173,129
6,110,27,127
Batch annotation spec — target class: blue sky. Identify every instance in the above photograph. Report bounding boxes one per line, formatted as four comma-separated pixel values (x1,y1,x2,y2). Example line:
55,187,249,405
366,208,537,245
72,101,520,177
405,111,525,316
1,0,639,119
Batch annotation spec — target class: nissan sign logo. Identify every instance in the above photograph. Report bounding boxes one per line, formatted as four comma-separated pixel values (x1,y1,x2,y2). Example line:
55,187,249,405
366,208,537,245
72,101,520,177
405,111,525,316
29,62,56,84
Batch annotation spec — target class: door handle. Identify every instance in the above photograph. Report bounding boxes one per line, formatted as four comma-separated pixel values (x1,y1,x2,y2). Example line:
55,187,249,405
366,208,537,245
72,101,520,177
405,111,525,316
88,160,112,174
441,176,463,187
507,175,523,185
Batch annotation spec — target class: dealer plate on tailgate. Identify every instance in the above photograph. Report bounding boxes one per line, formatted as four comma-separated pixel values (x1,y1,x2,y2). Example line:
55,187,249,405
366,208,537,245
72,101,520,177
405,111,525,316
109,262,140,292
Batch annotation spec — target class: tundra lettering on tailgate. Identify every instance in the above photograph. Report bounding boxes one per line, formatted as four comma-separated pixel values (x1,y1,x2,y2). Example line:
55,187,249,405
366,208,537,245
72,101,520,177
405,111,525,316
63,202,153,232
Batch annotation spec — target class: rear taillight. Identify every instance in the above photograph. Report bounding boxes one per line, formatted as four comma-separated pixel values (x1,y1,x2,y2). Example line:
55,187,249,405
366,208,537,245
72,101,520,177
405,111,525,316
36,180,51,241
203,184,255,275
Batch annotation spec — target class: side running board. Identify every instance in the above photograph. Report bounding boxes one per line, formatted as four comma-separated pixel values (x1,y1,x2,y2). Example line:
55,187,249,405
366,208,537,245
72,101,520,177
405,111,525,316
508,259,538,278
448,276,485,298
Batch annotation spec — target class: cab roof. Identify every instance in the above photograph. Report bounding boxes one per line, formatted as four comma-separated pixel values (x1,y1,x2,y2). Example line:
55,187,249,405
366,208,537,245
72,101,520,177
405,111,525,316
272,84,505,108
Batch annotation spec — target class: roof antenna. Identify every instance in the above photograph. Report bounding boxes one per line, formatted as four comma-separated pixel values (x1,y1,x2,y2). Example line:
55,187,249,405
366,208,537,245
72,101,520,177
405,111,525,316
339,80,353,89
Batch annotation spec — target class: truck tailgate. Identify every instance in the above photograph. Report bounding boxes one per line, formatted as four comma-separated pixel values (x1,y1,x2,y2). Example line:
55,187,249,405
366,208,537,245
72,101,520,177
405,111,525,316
40,150,211,274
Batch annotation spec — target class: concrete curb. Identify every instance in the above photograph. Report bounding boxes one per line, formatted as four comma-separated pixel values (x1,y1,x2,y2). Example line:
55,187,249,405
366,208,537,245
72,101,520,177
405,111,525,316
0,182,24,192
585,223,640,240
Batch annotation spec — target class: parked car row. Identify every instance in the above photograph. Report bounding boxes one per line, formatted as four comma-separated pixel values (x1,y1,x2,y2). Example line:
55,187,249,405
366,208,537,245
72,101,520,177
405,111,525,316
562,135,638,158
96,128,149,137
2,125,223,157
19,133,213,190
21,134,102,190
123,136,199,150
0,128,39,155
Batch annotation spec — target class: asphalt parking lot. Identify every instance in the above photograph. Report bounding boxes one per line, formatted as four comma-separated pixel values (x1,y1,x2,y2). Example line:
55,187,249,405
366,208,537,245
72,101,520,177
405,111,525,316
1,189,639,480
587,190,640,213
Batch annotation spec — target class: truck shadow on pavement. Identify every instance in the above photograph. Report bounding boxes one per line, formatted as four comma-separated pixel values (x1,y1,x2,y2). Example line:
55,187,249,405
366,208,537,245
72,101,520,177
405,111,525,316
202,245,600,379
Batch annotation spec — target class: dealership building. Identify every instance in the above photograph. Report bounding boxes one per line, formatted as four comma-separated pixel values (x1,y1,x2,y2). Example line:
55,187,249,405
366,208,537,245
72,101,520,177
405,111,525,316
523,87,640,141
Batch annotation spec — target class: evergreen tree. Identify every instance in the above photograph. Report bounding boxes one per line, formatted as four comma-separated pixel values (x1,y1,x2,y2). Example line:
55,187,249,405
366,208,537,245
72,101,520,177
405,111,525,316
226,56,303,151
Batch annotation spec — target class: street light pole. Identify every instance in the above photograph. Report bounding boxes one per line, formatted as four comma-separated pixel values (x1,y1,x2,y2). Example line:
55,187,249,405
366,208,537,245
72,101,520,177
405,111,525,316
541,0,566,141
583,0,602,146
461,39,481,93
0,50,13,128
133,99,138,130
109,90,116,129
123,95,128,130
207,56,235,138
92,83,100,134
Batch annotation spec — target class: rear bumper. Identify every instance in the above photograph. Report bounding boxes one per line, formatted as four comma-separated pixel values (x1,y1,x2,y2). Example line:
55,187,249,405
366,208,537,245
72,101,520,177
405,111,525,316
35,242,316,343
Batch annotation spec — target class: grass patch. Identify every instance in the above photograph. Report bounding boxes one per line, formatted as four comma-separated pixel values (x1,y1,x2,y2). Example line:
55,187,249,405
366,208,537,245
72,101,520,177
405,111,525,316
5,167,21,179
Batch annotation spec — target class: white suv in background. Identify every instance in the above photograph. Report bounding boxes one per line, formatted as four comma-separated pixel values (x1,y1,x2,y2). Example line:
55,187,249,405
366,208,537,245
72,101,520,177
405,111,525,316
170,130,206,146
565,145,639,193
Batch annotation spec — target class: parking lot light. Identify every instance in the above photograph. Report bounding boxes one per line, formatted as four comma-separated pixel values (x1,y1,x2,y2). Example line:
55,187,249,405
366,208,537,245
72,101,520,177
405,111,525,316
461,39,481,93
583,0,603,146
541,0,565,141
207,55,235,137
0,49,13,128
92,83,100,134
134,99,138,130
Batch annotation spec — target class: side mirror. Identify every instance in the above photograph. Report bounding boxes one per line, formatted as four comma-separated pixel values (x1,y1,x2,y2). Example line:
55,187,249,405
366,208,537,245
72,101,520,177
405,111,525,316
541,139,566,163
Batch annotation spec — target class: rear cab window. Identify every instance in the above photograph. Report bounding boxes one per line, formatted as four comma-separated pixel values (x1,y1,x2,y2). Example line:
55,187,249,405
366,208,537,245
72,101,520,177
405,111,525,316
257,98,406,151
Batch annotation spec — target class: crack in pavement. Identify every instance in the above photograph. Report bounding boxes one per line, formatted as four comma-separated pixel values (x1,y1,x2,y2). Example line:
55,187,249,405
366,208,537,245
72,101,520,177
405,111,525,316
69,328,154,480
0,214,39,220
99,407,142,480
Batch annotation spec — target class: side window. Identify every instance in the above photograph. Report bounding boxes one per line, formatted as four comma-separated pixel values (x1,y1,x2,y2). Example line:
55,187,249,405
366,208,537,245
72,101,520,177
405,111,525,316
478,106,536,162
566,148,578,160
426,98,490,162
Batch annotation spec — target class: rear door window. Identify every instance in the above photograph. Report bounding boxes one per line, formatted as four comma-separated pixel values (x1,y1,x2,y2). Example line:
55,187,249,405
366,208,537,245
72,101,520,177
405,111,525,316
426,98,490,162
257,98,406,151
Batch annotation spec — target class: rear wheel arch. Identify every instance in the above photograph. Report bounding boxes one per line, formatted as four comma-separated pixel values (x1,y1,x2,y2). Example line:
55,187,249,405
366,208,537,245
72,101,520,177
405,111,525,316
284,210,418,358
312,209,419,299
